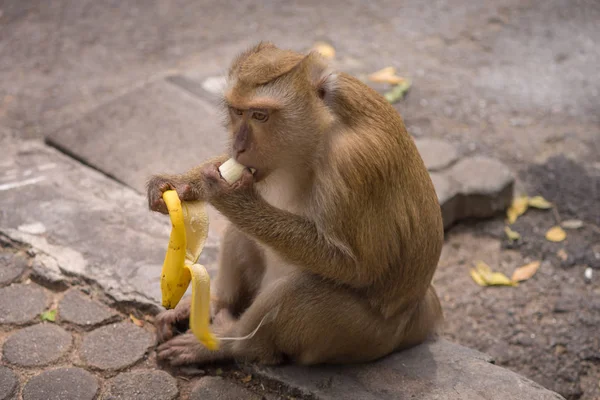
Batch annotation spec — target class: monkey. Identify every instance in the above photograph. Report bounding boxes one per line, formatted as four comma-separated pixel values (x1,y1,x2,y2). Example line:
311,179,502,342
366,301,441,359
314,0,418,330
147,41,444,367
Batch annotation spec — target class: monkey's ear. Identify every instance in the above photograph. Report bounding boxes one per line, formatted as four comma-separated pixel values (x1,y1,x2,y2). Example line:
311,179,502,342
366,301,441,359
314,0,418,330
299,52,337,102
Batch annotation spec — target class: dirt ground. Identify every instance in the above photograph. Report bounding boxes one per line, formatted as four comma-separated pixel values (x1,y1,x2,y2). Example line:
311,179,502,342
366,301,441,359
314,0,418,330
435,156,600,400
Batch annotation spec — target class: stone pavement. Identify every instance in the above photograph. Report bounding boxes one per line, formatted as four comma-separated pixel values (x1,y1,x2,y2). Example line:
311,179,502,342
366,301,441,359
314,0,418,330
0,247,564,399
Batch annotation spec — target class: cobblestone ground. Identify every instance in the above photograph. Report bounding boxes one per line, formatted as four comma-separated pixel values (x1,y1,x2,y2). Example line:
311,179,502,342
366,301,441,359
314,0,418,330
0,247,295,400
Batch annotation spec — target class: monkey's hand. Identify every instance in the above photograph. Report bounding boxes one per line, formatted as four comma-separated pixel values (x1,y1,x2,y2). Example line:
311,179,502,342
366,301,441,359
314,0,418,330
146,175,197,214
202,163,256,204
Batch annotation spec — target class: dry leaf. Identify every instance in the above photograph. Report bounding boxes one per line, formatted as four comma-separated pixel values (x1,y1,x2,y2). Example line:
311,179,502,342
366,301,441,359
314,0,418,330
384,80,412,104
507,196,529,224
504,226,521,241
311,41,336,60
561,219,583,230
511,261,541,282
241,375,253,383
557,249,568,261
470,269,487,286
368,67,406,85
470,261,517,287
546,226,566,242
129,314,144,327
528,196,552,209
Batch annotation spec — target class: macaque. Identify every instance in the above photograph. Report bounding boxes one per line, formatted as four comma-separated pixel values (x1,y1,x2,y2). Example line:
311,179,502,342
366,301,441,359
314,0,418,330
147,42,444,367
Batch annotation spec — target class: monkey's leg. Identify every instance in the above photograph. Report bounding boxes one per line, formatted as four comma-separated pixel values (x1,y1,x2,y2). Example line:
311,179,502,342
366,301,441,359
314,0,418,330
156,225,264,343
213,224,265,318
157,271,407,367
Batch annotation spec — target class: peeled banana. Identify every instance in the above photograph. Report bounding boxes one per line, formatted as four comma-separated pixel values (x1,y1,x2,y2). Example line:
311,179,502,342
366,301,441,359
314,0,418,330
160,190,218,350
218,158,247,184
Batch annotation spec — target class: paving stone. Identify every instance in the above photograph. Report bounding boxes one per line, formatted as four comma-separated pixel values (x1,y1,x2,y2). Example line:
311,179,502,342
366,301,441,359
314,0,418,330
190,376,264,400
103,370,179,400
0,252,28,286
414,138,459,171
0,284,49,325
22,368,99,400
59,289,118,326
0,366,18,400
252,339,564,400
81,322,154,370
3,323,72,367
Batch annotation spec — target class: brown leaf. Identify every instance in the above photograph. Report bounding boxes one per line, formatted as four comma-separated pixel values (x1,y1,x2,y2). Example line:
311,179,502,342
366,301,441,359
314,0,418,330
507,196,529,224
241,375,253,383
504,226,521,241
129,314,144,327
528,196,552,209
511,261,541,282
546,226,566,242
368,67,406,85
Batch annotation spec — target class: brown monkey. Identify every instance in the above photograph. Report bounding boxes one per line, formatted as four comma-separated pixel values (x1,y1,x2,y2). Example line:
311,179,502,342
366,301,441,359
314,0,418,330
147,42,444,367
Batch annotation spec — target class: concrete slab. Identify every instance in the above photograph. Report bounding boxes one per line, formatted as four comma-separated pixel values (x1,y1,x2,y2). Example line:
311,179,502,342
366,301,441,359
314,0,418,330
0,139,219,311
252,339,565,400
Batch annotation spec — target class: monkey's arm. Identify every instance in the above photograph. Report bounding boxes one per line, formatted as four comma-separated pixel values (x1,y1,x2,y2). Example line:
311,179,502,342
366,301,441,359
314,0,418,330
212,188,377,288
147,154,229,213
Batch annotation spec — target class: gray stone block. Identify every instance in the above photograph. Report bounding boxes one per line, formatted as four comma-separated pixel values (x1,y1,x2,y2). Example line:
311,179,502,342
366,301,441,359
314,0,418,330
3,324,72,367
251,339,564,400
22,368,99,400
0,284,49,325
414,138,459,171
0,366,18,400
59,289,118,326
0,252,28,286
189,376,264,400
80,322,154,371
0,135,219,311
103,370,179,400
46,79,227,194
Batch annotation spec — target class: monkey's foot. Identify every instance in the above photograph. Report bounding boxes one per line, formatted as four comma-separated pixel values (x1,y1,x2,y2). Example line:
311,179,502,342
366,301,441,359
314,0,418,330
157,332,225,366
155,303,191,343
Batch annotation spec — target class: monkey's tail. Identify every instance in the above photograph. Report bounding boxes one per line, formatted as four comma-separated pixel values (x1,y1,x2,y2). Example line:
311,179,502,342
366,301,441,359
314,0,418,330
217,306,281,342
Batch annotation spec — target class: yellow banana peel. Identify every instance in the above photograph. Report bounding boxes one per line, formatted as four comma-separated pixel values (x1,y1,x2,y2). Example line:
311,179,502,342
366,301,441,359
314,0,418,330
160,190,219,350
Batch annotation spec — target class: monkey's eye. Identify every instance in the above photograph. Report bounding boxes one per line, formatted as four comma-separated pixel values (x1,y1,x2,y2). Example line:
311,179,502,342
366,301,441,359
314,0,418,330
252,111,269,122
230,107,243,116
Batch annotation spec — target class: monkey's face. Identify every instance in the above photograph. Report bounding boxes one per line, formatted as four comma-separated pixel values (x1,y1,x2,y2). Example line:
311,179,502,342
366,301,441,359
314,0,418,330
222,43,334,181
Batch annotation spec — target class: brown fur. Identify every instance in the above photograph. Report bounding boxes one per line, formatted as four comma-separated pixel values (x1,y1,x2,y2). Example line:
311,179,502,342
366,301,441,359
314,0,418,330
147,42,444,367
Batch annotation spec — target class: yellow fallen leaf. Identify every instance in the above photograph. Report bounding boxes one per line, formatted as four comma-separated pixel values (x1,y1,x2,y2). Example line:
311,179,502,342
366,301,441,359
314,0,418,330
129,314,144,327
368,67,406,85
504,226,521,241
507,196,529,224
470,269,487,286
471,261,517,287
311,41,336,60
241,375,253,383
528,196,552,209
511,261,541,282
546,226,566,242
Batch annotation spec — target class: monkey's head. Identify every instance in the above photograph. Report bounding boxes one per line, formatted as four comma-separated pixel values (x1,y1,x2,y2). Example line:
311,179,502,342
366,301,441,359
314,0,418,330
222,42,336,182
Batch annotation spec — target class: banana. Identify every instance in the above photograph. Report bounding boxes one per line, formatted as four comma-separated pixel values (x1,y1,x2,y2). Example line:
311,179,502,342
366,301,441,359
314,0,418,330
160,190,218,350
218,158,247,184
